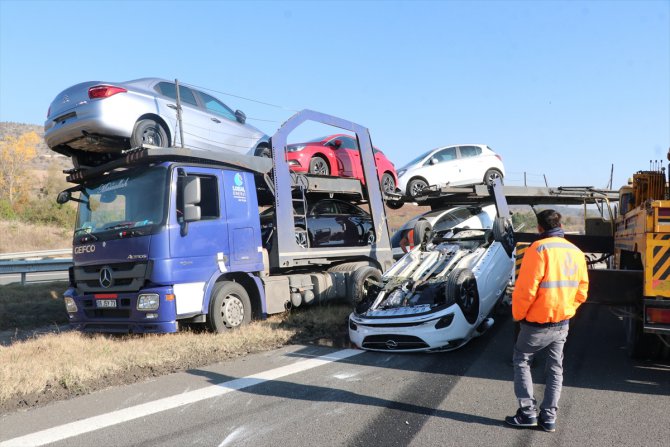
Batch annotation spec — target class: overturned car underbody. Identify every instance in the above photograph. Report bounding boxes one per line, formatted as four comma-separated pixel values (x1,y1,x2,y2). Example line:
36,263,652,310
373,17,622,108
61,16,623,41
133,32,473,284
349,181,515,352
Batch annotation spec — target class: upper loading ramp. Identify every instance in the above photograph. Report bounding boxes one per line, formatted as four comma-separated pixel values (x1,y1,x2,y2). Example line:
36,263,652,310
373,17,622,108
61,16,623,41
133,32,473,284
398,184,619,209
269,109,393,271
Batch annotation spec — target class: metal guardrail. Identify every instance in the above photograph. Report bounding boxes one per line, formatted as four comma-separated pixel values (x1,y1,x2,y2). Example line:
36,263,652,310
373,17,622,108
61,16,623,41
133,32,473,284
0,249,72,285
0,249,71,261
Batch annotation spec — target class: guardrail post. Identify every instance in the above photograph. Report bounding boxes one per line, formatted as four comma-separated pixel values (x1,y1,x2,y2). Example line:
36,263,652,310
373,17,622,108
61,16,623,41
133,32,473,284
21,272,27,285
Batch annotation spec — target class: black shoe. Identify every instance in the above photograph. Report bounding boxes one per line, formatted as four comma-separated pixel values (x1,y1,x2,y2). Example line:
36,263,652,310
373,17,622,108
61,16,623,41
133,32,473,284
505,408,538,428
539,419,556,432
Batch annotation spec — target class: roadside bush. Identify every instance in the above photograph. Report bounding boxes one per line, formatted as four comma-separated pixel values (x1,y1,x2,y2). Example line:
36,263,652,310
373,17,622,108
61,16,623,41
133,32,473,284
0,199,17,220
19,199,76,227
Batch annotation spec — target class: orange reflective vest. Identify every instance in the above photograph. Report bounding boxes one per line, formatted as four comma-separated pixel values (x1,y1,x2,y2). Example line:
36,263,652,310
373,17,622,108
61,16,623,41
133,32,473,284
512,236,589,323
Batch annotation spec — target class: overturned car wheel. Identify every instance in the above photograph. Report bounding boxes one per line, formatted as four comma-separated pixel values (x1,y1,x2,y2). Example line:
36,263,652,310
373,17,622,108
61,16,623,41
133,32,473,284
350,266,382,305
412,219,433,248
447,268,479,325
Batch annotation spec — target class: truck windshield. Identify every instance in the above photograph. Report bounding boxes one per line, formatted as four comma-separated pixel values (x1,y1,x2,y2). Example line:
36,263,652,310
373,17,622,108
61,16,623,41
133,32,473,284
74,167,168,237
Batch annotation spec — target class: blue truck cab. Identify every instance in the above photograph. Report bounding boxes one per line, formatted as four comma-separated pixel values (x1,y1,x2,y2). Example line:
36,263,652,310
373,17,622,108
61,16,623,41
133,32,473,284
58,110,394,333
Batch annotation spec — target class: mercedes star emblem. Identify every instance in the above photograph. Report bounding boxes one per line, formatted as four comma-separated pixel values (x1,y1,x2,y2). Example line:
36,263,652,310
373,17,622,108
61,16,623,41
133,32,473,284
99,267,113,289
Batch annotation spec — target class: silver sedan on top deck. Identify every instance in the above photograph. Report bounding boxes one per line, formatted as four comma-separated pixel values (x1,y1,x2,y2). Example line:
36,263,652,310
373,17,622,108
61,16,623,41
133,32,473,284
44,77,270,167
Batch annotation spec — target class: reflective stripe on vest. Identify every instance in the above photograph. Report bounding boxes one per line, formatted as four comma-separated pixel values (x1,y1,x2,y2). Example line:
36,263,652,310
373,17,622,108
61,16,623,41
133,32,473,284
537,242,581,253
539,280,581,288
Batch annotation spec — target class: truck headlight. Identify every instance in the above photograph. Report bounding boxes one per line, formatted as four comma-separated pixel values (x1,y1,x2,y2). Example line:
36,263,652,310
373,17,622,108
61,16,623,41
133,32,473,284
64,297,78,313
137,294,160,311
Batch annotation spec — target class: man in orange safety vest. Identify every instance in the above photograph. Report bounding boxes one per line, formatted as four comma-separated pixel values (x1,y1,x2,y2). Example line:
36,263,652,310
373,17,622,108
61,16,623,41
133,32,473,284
505,209,589,433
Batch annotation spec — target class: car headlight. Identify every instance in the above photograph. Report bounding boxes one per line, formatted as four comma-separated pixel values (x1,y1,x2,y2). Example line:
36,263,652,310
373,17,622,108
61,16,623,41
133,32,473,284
64,297,78,313
397,169,407,177
286,145,306,152
137,293,160,311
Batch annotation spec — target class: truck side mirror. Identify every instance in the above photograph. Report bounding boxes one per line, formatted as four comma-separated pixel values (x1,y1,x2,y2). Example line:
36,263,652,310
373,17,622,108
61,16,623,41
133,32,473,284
57,191,71,204
182,176,201,223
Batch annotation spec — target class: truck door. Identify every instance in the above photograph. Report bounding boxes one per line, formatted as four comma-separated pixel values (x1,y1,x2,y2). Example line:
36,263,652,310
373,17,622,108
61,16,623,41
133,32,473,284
169,167,228,286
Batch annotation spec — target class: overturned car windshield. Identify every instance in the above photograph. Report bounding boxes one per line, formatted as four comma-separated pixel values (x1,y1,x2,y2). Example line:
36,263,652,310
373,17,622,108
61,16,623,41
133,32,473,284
75,167,168,237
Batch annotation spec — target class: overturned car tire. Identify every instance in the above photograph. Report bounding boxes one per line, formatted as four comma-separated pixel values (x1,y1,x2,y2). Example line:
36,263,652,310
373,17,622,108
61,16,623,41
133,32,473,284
447,268,480,325
412,219,433,248
350,266,382,306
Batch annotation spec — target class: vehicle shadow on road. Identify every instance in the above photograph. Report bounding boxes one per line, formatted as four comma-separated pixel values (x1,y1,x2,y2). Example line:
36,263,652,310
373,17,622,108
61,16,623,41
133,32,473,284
187,367,503,428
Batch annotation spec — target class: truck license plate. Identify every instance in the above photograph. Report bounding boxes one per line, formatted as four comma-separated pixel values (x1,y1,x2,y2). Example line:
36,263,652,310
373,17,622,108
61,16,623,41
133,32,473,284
96,299,117,308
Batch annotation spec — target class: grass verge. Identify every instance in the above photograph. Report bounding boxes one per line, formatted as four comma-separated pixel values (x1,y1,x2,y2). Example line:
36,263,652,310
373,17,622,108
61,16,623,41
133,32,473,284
0,282,352,414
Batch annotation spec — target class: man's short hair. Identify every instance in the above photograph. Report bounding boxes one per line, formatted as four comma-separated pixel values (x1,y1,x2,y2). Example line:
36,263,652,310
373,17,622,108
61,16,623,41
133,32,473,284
536,209,562,230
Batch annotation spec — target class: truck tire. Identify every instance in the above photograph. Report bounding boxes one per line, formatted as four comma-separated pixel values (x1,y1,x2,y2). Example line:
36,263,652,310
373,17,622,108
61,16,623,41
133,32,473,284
349,266,382,305
447,268,479,325
208,281,252,332
131,119,168,148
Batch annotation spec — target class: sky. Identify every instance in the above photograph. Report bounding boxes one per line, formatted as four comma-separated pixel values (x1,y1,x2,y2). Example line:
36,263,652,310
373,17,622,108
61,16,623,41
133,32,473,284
0,0,668,189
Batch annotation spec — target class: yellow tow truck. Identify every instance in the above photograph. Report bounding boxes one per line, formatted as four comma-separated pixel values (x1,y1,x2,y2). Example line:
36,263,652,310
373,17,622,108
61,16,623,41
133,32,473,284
613,169,670,358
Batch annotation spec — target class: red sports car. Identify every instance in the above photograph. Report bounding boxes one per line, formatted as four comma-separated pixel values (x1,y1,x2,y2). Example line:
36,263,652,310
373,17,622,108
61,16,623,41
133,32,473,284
285,134,398,194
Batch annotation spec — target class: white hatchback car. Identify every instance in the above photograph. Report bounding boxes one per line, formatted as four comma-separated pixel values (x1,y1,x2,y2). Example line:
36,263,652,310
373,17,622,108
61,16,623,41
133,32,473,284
397,144,505,197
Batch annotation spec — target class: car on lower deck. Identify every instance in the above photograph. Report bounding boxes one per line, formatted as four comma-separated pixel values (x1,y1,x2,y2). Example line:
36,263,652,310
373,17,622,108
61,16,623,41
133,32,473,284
260,198,375,249
44,78,270,167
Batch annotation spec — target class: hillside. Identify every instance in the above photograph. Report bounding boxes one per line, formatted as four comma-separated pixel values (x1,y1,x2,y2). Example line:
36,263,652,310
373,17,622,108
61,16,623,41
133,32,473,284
0,122,72,170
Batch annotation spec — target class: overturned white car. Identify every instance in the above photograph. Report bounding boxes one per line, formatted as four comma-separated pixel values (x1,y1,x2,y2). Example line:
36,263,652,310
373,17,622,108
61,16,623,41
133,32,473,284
349,180,515,352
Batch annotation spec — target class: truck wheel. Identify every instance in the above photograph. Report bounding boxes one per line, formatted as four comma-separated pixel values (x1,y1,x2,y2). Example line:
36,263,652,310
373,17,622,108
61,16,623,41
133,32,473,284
131,119,168,148
447,268,480,325
492,217,515,257
381,173,396,194
208,281,251,332
350,266,382,305
308,156,330,175
385,199,404,210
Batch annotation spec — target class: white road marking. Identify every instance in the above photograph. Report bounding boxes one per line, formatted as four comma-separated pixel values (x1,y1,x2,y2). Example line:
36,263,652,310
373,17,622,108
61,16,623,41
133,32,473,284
0,349,363,447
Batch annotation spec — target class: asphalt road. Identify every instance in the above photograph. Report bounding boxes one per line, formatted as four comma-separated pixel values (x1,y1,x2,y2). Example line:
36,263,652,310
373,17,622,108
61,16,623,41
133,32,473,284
1,304,669,447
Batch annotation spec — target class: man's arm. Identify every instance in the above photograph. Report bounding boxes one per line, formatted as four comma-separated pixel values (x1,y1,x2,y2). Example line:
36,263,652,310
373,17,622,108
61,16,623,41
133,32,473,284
512,244,544,321
575,254,589,304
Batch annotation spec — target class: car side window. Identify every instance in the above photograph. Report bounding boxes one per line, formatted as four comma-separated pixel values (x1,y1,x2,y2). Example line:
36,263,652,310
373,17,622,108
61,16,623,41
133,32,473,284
337,202,364,216
427,147,457,165
156,82,198,107
311,201,337,216
176,174,219,220
341,137,358,150
459,146,482,158
198,91,237,121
